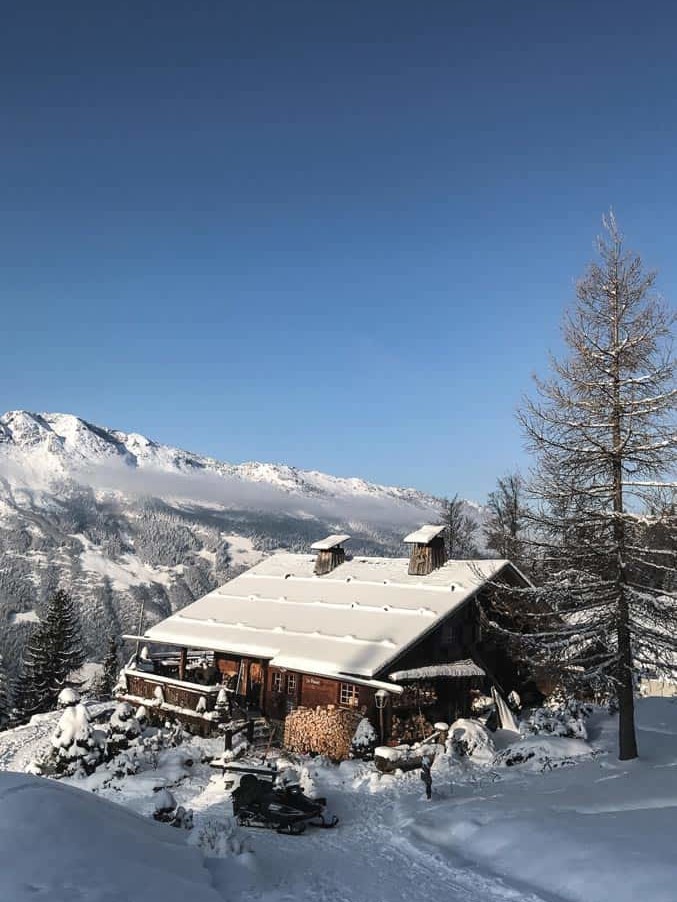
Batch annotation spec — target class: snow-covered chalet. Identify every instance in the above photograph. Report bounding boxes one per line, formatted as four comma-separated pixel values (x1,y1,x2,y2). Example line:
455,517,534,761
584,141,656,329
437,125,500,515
118,527,530,742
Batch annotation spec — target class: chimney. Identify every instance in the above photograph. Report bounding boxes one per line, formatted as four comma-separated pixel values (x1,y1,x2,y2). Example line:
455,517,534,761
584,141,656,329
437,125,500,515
311,534,351,575
403,525,447,576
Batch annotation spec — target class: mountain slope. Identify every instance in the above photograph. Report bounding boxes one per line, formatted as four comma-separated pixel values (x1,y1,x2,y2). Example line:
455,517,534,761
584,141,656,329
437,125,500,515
0,410,472,675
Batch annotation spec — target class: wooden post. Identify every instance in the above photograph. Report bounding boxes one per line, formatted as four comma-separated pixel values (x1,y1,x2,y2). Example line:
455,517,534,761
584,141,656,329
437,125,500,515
259,659,268,714
240,658,250,700
178,647,187,682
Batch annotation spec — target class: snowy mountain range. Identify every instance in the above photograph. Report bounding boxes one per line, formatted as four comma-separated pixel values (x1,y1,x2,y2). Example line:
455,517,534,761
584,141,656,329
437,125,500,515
0,410,479,674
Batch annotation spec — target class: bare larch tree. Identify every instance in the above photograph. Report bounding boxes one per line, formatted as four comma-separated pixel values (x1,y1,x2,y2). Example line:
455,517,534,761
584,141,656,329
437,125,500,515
490,214,675,760
484,472,528,567
438,494,480,559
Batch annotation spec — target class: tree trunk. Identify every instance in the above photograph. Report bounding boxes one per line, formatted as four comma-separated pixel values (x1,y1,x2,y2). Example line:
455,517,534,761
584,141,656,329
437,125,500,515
617,596,638,759
611,278,638,760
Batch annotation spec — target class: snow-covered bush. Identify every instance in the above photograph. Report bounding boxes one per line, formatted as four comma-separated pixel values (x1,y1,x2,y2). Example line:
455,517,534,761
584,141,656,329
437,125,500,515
493,735,594,772
526,697,592,741
448,719,495,763
194,817,252,857
152,787,193,829
58,687,80,708
470,693,494,716
105,702,142,758
153,787,176,817
350,717,378,760
31,693,104,777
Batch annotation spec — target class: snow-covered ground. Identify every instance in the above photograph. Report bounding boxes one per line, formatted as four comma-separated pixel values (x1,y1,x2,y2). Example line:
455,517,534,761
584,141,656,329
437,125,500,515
2,698,677,902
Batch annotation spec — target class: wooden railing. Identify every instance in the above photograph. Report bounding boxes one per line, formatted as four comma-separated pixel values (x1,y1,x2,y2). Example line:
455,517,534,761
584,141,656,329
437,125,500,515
121,669,223,715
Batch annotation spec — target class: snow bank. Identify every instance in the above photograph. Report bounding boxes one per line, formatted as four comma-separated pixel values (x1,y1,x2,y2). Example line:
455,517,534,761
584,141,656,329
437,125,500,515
406,699,677,902
0,772,223,902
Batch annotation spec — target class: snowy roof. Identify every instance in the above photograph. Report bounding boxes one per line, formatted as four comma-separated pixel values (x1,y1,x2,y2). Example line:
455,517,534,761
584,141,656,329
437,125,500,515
143,554,513,683
389,661,486,681
310,534,351,551
403,524,446,544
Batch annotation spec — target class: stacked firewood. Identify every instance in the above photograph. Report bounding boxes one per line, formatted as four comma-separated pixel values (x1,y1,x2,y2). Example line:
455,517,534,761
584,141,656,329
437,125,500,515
390,712,435,744
284,704,363,761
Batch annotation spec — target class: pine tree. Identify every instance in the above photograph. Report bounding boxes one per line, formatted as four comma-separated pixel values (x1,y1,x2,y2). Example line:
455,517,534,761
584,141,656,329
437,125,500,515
438,495,480,559
100,634,121,699
494,214,676,761
0,654,11,729
16,589,86,719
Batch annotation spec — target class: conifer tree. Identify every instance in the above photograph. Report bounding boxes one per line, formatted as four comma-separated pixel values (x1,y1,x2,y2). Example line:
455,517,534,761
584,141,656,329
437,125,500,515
488,214,676,761
16,589,85,718
0,654,11,729
100,634,121,699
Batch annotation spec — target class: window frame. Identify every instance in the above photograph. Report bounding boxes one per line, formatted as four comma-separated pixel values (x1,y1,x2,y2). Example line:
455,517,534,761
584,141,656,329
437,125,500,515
339,682,359,707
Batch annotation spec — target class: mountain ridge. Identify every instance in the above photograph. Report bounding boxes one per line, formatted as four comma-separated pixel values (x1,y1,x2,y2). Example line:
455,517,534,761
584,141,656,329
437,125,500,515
0,409,442,510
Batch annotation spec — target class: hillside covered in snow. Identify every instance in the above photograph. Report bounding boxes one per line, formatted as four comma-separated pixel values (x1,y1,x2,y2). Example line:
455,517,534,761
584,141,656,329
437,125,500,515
0,410,470,674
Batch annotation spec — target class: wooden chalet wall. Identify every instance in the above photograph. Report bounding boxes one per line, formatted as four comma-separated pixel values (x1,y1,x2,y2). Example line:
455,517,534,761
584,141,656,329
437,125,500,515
264,666,374,721
380,599,481,678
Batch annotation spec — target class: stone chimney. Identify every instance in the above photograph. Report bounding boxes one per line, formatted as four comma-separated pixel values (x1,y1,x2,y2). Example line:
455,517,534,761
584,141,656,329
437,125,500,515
403,525,447,576
311,534,351,575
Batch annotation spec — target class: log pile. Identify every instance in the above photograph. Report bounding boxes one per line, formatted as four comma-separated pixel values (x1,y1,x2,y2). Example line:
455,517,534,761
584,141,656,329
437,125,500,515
284,704,363,761
390,712,435,744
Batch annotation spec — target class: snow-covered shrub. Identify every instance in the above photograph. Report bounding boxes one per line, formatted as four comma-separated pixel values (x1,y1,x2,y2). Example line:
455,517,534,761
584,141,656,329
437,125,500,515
470,693,494,716
153,787,176,818
105,702,142,758
526,697,592,741
448,719,495,764
195,695,207,714
350,717,378,760
493,735,593,772
32,697,104,777
152,788,193,829
57,687,80,708
153,685,164,706
215,688,230,718
195,817,252,857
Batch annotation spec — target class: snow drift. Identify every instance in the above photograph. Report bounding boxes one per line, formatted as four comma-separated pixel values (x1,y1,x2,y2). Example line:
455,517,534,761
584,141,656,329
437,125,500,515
0,771,223,902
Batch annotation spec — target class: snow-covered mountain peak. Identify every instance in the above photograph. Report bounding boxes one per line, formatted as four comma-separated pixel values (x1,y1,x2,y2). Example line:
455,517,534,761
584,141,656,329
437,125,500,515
0,410,445,516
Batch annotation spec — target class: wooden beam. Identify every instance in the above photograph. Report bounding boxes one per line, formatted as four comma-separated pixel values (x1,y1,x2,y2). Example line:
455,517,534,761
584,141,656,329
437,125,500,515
178,647,187,681
259,659,268,713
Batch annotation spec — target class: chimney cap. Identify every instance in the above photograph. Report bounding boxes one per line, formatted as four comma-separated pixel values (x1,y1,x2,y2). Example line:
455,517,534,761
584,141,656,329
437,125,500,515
311,534,351,551
403,524,446,545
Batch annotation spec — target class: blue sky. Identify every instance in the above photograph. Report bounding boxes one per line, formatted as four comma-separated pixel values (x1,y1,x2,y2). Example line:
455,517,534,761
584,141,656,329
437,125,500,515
2,1,676,501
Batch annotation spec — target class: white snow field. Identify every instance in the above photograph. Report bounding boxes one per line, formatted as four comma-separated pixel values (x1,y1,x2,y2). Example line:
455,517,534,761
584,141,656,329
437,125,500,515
1,697,677,902
0,771,223,902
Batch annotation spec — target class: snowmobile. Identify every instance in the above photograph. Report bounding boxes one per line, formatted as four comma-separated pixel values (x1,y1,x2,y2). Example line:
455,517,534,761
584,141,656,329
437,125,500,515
232,773,339,835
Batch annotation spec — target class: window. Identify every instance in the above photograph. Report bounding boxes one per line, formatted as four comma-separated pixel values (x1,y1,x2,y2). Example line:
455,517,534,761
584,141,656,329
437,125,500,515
272,672,283,692
441,621,455,646
340,683,359,707
286,673,297,695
